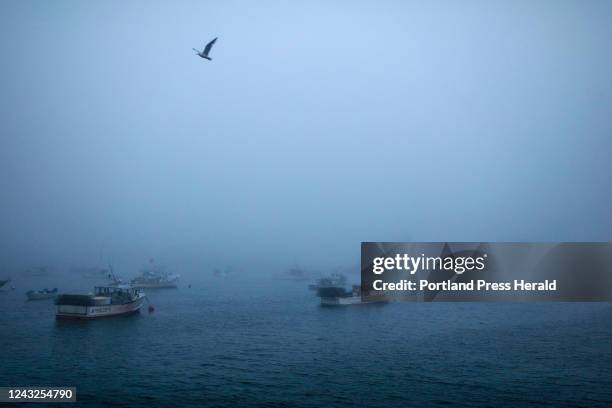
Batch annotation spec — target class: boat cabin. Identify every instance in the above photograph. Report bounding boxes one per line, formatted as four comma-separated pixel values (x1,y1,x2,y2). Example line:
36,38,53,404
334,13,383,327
94,285,141,300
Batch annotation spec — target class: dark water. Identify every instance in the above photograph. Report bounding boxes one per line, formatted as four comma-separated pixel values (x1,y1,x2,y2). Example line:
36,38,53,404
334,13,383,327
2,274,612,407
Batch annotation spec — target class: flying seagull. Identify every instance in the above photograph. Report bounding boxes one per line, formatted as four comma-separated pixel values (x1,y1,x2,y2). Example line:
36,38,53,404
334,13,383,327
193,37,217,60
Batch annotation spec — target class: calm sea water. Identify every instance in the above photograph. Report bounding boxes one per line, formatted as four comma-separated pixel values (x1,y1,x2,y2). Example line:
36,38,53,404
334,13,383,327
1,272,612,407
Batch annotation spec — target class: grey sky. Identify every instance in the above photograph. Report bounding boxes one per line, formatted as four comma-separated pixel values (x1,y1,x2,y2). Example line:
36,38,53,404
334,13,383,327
1,0,611,271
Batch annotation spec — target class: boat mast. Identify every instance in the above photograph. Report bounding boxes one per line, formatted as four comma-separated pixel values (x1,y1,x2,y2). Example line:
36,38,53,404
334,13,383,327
108,264,120,285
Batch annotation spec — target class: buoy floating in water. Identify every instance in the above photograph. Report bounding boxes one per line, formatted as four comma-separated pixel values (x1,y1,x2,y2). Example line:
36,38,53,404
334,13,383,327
148,305,155,313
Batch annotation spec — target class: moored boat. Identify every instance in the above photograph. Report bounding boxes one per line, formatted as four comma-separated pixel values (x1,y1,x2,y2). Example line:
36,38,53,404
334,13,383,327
131,271,179,288
130,260,179,289
275,265,316,281
26,288,58,300
213,266,233,278
308,273,347,290
317,285,363,306
55,285,145,319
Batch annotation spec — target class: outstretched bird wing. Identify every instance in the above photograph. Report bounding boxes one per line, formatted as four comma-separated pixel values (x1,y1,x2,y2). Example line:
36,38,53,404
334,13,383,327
203,37,218,56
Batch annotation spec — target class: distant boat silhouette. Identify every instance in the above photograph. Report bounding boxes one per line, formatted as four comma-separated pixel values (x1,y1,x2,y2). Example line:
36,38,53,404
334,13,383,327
193,37,217,60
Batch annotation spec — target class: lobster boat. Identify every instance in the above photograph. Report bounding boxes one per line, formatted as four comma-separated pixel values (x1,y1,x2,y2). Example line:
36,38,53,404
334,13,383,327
55,285,145,319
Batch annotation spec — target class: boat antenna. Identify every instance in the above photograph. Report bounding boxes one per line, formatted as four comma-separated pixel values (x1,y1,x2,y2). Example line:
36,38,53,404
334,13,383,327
108,264,119,284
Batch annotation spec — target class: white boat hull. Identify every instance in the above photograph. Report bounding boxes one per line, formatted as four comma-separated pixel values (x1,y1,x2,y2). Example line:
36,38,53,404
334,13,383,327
56,296,145,319
320,296,363,306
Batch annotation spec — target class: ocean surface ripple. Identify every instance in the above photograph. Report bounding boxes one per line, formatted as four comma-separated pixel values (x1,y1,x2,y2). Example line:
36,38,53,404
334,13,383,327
2,275,612,407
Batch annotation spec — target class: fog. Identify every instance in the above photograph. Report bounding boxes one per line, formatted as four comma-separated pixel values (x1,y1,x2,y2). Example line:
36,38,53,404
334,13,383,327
1,0,611,275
